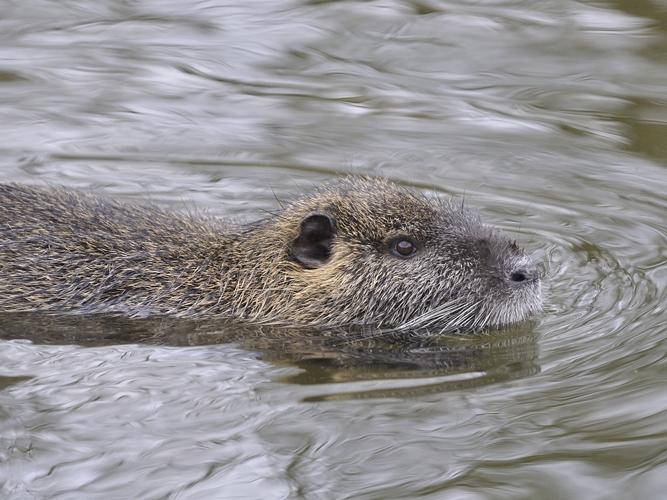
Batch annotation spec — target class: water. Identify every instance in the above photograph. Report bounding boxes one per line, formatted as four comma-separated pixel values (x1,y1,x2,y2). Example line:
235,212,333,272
1,0,666,498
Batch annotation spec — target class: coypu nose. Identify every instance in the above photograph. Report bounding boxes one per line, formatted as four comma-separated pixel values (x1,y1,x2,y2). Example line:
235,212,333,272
509,266,538,284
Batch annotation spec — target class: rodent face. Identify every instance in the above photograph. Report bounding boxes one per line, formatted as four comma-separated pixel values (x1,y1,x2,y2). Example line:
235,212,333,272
284,178,542,330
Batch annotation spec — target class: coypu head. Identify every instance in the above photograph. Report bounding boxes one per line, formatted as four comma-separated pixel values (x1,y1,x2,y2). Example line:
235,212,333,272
253,177,542,331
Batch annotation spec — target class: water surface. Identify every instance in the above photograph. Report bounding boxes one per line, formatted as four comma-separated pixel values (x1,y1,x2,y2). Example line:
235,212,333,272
1,0,666,498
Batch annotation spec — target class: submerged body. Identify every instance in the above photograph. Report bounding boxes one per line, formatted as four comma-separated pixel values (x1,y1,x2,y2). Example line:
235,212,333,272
0,178,541,330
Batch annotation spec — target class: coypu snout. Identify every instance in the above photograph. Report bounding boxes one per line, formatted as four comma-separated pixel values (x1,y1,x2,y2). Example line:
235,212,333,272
0,178,542,331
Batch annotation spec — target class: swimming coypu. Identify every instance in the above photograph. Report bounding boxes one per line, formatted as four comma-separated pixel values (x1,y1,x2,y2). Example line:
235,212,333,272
0,178,541,330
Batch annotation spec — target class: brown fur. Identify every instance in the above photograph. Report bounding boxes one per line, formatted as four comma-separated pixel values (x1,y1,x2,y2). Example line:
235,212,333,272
0,178,542,330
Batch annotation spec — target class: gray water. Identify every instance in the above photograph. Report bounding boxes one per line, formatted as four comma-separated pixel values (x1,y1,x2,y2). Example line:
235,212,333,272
1,0,666,498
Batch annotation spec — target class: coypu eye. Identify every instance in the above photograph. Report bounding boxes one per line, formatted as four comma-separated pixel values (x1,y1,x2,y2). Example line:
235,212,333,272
389,236,418,258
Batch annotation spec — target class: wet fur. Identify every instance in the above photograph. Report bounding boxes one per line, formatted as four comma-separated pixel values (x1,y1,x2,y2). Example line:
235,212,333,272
0,178,542,330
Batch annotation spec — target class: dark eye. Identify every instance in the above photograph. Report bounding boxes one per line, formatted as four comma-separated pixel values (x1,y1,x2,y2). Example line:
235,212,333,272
389,236,418,258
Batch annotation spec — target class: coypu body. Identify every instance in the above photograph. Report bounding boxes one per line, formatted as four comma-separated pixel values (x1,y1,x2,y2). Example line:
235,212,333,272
0,178,541,330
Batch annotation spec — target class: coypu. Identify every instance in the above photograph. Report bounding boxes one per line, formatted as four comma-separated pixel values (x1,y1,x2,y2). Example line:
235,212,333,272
0,178,542,330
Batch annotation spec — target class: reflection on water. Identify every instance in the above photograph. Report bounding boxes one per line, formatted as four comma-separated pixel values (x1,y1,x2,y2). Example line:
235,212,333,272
0,313,539,400
1,0,666,498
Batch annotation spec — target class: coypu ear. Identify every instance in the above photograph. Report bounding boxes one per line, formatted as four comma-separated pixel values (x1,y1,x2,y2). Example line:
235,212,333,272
290,213,336,269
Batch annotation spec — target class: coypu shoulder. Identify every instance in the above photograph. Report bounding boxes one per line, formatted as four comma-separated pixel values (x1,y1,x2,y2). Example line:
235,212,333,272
0,178,542,330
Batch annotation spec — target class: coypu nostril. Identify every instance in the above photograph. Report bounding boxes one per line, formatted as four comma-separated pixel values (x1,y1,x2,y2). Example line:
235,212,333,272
509,266,538,284
510,270,528,283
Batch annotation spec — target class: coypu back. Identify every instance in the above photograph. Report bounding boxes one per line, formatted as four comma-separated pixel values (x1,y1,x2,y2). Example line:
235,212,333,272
0,179,542,330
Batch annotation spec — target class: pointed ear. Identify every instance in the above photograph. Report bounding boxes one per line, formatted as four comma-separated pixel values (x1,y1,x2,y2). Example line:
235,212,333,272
289,213,336,269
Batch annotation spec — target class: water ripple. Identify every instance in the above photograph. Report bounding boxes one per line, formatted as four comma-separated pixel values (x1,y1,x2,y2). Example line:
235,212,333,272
1,0,666,498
